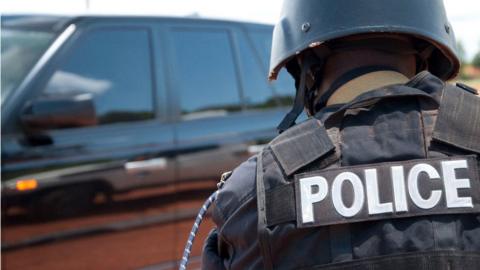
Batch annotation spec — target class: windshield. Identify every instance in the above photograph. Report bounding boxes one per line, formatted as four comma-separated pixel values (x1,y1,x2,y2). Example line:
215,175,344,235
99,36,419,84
1,28,56,101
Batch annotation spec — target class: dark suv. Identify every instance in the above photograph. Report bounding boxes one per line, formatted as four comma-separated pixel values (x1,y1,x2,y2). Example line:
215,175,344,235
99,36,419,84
2,15,301,269
1,15,295,217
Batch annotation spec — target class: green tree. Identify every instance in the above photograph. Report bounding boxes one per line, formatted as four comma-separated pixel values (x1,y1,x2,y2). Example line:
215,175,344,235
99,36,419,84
456,40,467,65
472,51,480,69
456,40,471,80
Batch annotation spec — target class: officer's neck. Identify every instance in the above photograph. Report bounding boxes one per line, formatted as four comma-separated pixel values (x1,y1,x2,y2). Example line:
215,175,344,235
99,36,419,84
326,70,409,106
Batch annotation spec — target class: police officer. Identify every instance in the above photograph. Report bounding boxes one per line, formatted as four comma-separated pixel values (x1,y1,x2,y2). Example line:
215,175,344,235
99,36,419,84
201,0,480,269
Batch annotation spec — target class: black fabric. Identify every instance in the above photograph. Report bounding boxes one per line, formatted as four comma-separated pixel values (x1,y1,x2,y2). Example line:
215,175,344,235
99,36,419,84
433,84,480,154
323,84,439,128
271,119,336,176
265,183,296,226
432,215,458,249
309,251,480,270
203,72,480,270
340,97,426,165
329,224,353,262
210,155,264,269
256,151,274,270
201,229,226,270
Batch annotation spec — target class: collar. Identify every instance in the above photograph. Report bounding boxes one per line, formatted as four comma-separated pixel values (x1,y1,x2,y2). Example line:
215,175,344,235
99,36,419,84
326,71,410,106
315,71,444,126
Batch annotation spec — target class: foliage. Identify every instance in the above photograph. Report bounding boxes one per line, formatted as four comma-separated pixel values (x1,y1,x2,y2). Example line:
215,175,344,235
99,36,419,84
472,51,480,69
456,41,467,65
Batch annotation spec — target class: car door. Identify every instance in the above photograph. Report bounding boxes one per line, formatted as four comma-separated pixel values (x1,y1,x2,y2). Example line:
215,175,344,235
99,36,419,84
166,22,290,185
2,21,176,200
165,21,297,262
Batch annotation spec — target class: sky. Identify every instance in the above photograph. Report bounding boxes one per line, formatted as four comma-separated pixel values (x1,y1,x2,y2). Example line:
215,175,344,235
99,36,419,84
2,0,480,60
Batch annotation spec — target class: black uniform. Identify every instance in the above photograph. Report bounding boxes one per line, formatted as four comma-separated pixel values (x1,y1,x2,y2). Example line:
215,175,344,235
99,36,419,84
202,72,480,270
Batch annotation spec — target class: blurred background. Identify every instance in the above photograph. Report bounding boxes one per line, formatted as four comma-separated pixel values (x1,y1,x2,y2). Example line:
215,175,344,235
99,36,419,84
1,1,480,270
3,0,480,85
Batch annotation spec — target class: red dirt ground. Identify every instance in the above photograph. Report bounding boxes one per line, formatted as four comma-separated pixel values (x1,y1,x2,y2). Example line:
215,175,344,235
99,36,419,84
2,183,216,270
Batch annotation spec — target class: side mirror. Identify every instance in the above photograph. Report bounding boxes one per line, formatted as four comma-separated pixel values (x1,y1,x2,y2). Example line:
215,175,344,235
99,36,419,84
21,94,97,130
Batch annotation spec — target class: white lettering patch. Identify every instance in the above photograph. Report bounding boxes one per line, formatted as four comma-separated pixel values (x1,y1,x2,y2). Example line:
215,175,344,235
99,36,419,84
295,156,480,227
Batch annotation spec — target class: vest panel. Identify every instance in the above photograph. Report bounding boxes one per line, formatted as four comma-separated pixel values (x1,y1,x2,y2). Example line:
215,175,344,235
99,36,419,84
256,80,480,270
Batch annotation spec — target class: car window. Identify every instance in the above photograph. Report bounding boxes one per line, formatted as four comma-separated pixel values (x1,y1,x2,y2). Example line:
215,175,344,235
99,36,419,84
236,32,278,110
249,30,296,106
171,28,242,120
40,28,155,126
1,28,56,102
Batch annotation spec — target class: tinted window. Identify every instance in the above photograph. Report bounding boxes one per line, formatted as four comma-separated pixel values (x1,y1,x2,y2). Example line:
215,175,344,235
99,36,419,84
172,29,242,119
1,29,55,102
249,30,295,106
41,28,154,125
249,30,271,64
236,33,277,109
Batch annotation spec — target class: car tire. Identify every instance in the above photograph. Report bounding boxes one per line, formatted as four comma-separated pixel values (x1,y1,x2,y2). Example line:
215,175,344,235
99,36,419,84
30,185,96,219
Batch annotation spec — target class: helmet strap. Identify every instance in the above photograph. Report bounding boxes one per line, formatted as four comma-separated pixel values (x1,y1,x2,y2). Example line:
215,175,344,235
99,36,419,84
416,45,435,72
277,53,317,133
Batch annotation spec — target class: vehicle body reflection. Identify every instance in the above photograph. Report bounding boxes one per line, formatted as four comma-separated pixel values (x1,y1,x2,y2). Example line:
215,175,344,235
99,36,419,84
1,15,296,269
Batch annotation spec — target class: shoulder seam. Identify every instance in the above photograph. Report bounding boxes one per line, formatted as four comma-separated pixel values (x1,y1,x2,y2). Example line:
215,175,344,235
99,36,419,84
217,192,256,231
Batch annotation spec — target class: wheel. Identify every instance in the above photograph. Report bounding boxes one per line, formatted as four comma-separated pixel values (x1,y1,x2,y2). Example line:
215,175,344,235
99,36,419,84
30,185,96,219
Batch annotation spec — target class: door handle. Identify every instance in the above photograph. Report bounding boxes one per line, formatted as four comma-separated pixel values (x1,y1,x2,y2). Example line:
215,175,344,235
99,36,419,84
25,134,54,146
124,157,167,172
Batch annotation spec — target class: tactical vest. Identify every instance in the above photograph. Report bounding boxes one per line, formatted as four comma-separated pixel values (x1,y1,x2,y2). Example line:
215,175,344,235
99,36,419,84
256,83,480,269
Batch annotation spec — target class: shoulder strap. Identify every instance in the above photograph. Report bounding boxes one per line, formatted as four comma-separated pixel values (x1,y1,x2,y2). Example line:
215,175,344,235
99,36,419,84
256,118,340,229
433,84,480,154
256,151,274,270
270,118,336,176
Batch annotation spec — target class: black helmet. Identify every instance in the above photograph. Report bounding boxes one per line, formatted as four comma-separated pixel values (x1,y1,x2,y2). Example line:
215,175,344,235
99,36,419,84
271,0,460,133
269,0,460,82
